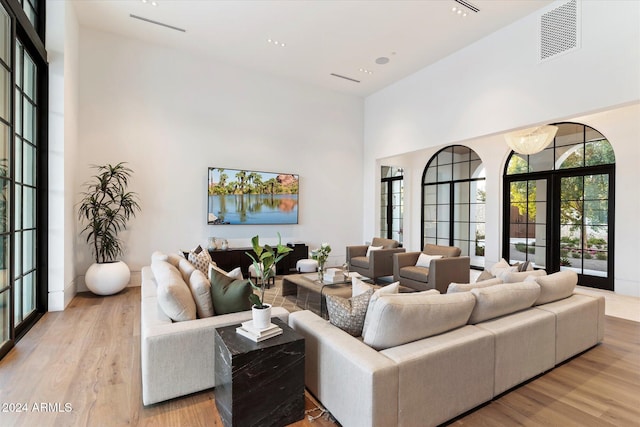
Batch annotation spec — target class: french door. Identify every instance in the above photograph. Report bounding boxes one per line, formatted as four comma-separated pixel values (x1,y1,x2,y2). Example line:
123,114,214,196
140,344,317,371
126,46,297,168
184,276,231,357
504,166,614,290
381,166,403,244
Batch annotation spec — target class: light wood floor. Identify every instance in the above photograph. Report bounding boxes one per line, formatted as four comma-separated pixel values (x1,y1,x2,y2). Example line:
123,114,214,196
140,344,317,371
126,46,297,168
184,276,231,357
0,286,638,427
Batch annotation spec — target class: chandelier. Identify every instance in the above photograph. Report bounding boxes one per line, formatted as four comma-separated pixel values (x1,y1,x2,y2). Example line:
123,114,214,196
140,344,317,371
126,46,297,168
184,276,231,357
504,125,559,155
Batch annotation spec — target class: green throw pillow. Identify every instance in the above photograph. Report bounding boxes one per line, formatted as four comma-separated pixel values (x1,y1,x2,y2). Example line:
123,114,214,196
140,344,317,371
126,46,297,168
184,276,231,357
209,267,253,315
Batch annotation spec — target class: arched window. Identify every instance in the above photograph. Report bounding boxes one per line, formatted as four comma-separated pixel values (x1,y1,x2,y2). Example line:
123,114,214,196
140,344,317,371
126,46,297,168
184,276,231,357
422,145,485,268
504,122,615,290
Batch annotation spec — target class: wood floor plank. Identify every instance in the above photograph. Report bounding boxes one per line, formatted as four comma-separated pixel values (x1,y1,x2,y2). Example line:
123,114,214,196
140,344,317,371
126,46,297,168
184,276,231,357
1,286,638,427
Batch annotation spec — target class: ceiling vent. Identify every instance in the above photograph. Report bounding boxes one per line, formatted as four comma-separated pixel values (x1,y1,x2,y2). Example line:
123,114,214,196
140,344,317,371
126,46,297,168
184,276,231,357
539,0,580,62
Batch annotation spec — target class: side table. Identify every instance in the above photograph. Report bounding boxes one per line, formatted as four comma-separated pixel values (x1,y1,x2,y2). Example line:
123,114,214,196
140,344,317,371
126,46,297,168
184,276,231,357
214,317,305,427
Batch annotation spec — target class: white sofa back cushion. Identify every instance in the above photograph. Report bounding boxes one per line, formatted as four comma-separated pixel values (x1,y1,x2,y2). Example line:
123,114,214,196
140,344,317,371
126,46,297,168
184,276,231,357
188,269,215,318
152,260,197,322
447,277,503,293
501,269,547,283
363,291,474,350
469,282,540,324
533,270,577,305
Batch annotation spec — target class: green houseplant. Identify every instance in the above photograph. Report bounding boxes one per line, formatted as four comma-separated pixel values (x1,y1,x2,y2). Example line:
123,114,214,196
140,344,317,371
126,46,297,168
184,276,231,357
78,162,141,295
246,233,292,329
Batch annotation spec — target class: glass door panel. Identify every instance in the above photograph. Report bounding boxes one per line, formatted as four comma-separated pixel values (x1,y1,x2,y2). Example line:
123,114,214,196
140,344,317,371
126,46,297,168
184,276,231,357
507,179,547,269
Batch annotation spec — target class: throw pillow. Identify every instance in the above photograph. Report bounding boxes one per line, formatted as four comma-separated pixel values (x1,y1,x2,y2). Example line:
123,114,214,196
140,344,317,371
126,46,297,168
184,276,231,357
362,291,475,350
534,270,577,305
352,276,373,297
188,245,212,275
362,281,401,337
476,270,496,282
501,269,547,283
326,289,374,337
489,258,512,277
415,253,443,268
468,282,541,324
209,262,243,281
366,245,383,257
188,269,215,318
447,277,503,293
209,267,253,315
152,260,197,322
178,258,197,284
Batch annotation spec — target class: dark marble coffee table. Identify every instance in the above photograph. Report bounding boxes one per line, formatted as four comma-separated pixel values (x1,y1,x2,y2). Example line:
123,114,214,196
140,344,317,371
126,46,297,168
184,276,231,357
214,317,305,427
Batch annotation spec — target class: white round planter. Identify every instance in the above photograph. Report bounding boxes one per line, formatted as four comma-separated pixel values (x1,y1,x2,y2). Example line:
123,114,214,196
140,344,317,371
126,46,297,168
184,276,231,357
85,261,131,296
252,304,272,330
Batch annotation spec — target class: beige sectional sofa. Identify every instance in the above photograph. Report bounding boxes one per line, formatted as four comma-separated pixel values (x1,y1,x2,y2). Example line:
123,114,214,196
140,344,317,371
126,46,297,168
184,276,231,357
140,252,289,405
289,270,605,427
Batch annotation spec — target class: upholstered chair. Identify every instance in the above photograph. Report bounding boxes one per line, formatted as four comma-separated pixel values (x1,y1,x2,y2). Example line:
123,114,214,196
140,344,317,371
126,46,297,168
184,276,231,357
346,237,405,280
393,244,470,293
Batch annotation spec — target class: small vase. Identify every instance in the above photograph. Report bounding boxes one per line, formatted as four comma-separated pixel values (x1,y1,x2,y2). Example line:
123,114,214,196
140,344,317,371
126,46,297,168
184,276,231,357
252,304,272,330
317,261,325,281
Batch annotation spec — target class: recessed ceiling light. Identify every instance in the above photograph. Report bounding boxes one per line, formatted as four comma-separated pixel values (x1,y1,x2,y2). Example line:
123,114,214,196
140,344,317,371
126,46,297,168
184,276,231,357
267,39,286,47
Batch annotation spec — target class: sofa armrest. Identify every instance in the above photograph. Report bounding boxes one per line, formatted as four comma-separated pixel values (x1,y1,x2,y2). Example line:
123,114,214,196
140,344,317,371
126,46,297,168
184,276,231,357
141,303,289,405
346,245,369,262
428,256,471,293
289,310,398,427
393,251,421,281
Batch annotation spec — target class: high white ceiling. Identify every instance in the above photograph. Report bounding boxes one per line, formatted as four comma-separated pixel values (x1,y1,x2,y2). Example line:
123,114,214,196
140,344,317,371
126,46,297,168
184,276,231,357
72,0,553,97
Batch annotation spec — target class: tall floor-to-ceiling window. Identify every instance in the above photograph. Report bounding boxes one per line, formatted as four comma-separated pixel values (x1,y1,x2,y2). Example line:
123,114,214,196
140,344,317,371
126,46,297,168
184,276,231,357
381,166,403,244
503,122,615,290
0,0,47,360
422,146,486,268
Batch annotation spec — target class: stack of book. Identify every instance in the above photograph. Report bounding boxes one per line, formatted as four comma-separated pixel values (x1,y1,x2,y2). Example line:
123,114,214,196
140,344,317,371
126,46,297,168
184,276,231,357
236,321,283,342
323,268,345,283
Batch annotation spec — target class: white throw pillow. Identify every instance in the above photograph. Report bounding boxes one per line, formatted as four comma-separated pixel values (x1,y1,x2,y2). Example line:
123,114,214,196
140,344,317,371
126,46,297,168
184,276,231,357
534,270,577,305
363,291,475,350
366,245,383,257
352,276,373,297
489,258,511,277
415,253,443,268
188,269,215,318
209,263,243,280
447,277,503,293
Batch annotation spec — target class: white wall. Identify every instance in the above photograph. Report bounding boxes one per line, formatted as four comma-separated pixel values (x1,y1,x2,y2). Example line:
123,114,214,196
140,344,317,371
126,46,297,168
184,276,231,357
365,1,640,296
47,0,80,310
75,28,364,289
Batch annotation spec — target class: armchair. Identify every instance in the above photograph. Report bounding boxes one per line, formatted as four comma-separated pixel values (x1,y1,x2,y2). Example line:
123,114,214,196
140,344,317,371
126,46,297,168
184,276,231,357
393,244,470,293
346,237,405,280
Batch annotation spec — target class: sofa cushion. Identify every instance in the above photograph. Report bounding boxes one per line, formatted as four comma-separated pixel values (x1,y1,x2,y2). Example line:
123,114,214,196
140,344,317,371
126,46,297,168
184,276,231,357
476,270,495,282
447,277,503,293
353,279,401,337
363,291,475,350
415,253,442,268
325,288,374,336
177,258,197,284
489,258,517,279
209,267,253,315
209,262,243,280
152,260,197,322
533,270,577,305
188,269,215,318
187,245,212,275
371,237,400,249
468,282,541,324
423,244,461,257
399,265,429,282
501,269,547,283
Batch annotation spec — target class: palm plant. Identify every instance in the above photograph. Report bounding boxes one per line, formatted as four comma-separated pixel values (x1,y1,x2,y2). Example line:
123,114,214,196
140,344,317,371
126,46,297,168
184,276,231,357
78,162,141,263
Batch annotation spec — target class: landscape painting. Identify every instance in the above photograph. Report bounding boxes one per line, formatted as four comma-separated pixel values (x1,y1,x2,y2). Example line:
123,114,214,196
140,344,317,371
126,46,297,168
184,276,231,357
207,168,299,225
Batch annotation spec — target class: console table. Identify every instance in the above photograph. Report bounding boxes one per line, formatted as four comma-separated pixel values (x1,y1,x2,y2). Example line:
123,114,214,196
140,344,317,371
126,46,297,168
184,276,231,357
214,318,305,427
209,243,308,277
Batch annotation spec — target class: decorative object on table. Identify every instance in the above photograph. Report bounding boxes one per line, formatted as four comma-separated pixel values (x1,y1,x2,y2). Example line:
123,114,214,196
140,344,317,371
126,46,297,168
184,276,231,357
311,242,331,281
78,162,141,295
235,320,283,342
342,261,350,277
246,232,292,329
323,268,345,284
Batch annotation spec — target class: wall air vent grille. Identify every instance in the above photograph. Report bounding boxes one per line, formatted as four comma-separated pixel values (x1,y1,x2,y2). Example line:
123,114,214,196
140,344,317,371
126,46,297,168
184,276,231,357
539,0,580,62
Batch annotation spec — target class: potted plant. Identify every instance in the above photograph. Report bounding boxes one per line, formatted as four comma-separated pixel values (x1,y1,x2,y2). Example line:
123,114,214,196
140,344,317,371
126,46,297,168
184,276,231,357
311,242,331,280
78,162,141,295
246,233,292,329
